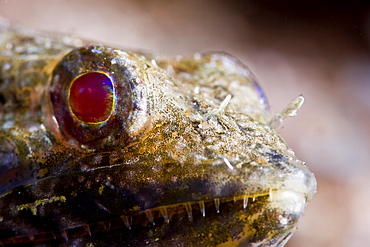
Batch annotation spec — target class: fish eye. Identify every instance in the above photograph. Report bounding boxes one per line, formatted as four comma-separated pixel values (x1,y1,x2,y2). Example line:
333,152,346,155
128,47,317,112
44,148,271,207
69,72,115,124
48,46,149,149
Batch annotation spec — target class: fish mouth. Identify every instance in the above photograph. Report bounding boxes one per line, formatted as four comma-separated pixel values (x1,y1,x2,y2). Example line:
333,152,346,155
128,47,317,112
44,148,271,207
0,158,315,246
0,190,306,246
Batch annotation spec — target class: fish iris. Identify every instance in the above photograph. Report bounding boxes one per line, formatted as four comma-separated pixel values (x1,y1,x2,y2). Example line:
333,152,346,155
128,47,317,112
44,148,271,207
69,72,114,123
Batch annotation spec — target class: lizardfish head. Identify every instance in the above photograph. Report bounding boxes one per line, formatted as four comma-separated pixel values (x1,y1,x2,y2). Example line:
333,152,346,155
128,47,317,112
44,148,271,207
0,46,316,246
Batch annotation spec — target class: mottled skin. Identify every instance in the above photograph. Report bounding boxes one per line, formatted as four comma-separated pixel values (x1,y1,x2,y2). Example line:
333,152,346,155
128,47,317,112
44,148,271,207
0,24,316,246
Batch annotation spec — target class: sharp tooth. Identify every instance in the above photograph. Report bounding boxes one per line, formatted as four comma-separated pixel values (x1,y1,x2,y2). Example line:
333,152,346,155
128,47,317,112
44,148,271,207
269,189,274,201
159,207,170,224
121,215,131,229
243,195,249,209
83,225,92,236
233,196,237,203
60,230,68,241
99,222,107,230
253,195,256,202
184,202,193,221
145,210,155,225
198,201,206,217
214,198,220,213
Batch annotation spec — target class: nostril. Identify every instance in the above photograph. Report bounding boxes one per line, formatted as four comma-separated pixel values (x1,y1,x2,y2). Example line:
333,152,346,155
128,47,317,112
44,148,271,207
0,93,5,106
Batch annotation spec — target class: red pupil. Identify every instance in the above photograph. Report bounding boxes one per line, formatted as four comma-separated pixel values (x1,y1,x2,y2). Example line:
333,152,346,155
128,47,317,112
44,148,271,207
69,72,114,123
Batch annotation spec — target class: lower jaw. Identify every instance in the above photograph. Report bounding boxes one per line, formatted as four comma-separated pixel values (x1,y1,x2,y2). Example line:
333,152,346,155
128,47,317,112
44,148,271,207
2,190,305,247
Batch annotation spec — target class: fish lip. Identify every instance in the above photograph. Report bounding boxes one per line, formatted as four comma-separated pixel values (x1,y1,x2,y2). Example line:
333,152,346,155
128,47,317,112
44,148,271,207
0,156,316,204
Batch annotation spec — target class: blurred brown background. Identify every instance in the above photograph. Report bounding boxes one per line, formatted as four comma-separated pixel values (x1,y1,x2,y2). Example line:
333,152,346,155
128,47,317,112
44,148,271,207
1,1,369,246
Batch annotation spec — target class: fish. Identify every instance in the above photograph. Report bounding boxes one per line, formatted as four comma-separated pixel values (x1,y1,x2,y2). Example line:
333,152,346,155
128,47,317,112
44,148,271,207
0,23,316,246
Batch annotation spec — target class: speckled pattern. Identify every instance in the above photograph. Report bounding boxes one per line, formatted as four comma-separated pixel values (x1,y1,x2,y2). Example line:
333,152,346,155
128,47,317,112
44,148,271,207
0,25,316,246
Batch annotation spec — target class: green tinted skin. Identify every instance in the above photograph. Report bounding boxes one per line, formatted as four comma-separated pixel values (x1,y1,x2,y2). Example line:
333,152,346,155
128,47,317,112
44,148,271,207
0,24,316,246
